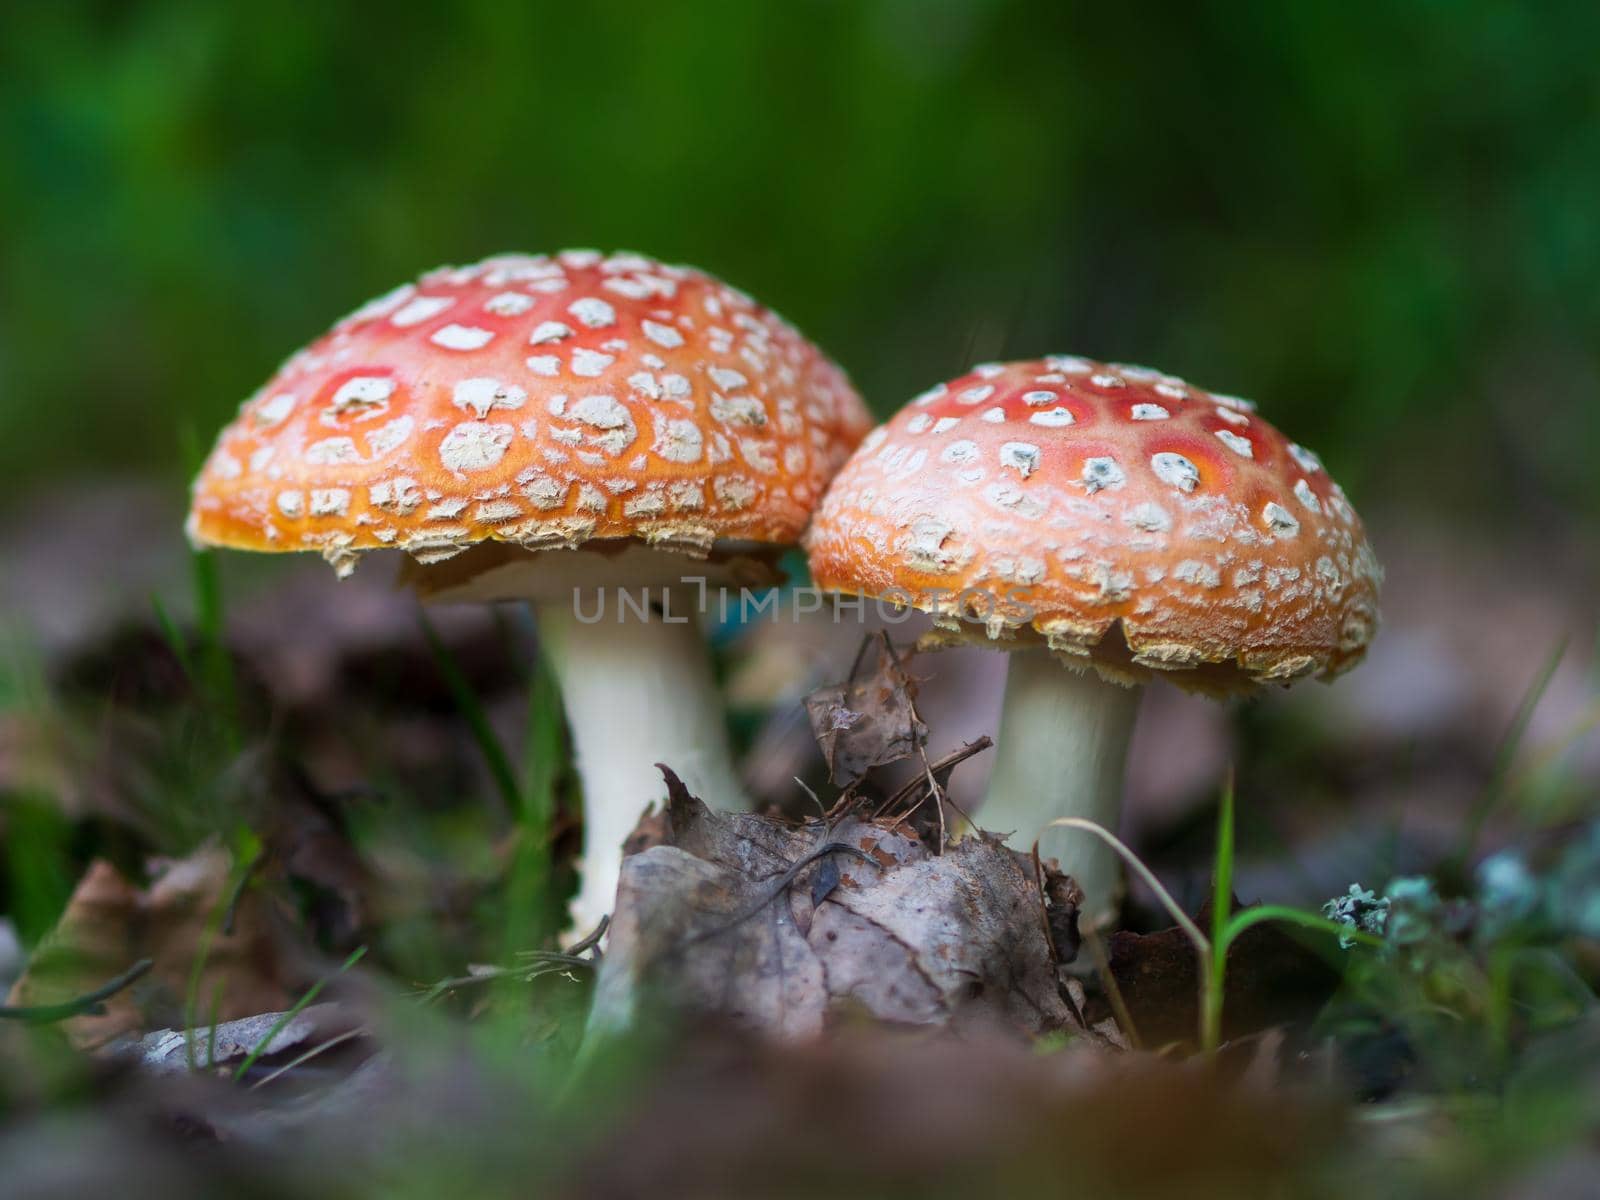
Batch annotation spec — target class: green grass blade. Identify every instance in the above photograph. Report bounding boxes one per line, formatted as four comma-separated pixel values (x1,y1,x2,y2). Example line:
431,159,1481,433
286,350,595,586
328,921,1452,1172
205,983,223,1069
1450,636,1567,872
1202,772,1237,1055
231,946,367,1083
182,858,235,1071
2,791,76,949
505,640,567,949
419,609,522,816
191,548,239,749
178,424,239,751
516,625,563,832
151,594,197,683
1205,901,1382,1055
1212,771,1236,951
1042,818,1208,954
1219,903,1384,956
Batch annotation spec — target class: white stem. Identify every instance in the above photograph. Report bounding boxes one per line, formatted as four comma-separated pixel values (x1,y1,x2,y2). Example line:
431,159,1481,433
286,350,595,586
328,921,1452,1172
980,649,1141,928
535,585,747,937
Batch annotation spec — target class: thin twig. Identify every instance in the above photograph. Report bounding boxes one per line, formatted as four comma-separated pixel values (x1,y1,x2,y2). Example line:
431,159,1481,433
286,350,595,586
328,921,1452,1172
0,958,153,1024
873,628,908,673
793,776,827,819
247,1028,367,1091
1031,844,1057,968
822,783,862,823
1041,818,1209,955
844,631,877,683
1030,844,1087,1036
939,789,977,830
683,840,880,946
883,633,945,852
232,946,366,1083
415,961,589,1004
559,915,610,959
874,737,993,820
877,783,927,825
417,918,607,1004
422,952,601,1000
1082,921,1142,1050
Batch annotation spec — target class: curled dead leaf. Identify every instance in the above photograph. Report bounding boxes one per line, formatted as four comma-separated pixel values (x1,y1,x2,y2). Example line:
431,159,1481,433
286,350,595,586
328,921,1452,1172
6,845,308,1049
1102,895,1341,1050
591,769,1078,1040
804,636,928,788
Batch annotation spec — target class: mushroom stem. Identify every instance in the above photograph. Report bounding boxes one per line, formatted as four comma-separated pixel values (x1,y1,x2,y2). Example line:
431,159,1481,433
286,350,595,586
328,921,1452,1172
535,583,748,937
980,648,1141,928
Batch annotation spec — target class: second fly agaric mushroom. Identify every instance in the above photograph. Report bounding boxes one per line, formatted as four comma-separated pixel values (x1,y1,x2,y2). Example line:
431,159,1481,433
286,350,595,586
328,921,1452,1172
806,357,1381,925
189,250,872,935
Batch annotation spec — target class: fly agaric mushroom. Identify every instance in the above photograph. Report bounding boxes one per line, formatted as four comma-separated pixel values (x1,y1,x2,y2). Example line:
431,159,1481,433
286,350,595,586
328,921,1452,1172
805,357,1381,925
188,250,872,934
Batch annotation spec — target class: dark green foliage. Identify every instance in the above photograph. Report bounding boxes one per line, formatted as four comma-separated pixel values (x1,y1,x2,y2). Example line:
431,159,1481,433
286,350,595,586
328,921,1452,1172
1321,827,1600,1100
2,1,1597,528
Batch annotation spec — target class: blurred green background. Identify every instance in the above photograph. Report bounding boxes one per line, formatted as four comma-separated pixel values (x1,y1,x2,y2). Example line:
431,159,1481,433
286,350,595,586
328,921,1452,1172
2,0,1597,528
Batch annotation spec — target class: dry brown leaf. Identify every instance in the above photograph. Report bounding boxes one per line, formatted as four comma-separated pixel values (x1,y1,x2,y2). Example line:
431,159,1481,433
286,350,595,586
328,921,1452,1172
804,636,927,787
118,1001,365,1077
1103,895,1341,1049
591,769,1076,1039
6,845,306,1048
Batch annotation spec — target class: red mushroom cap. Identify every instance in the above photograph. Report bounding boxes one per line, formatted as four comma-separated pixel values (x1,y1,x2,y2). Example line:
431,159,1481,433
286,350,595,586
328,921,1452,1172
188,251,871,577
805,357,1381,692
